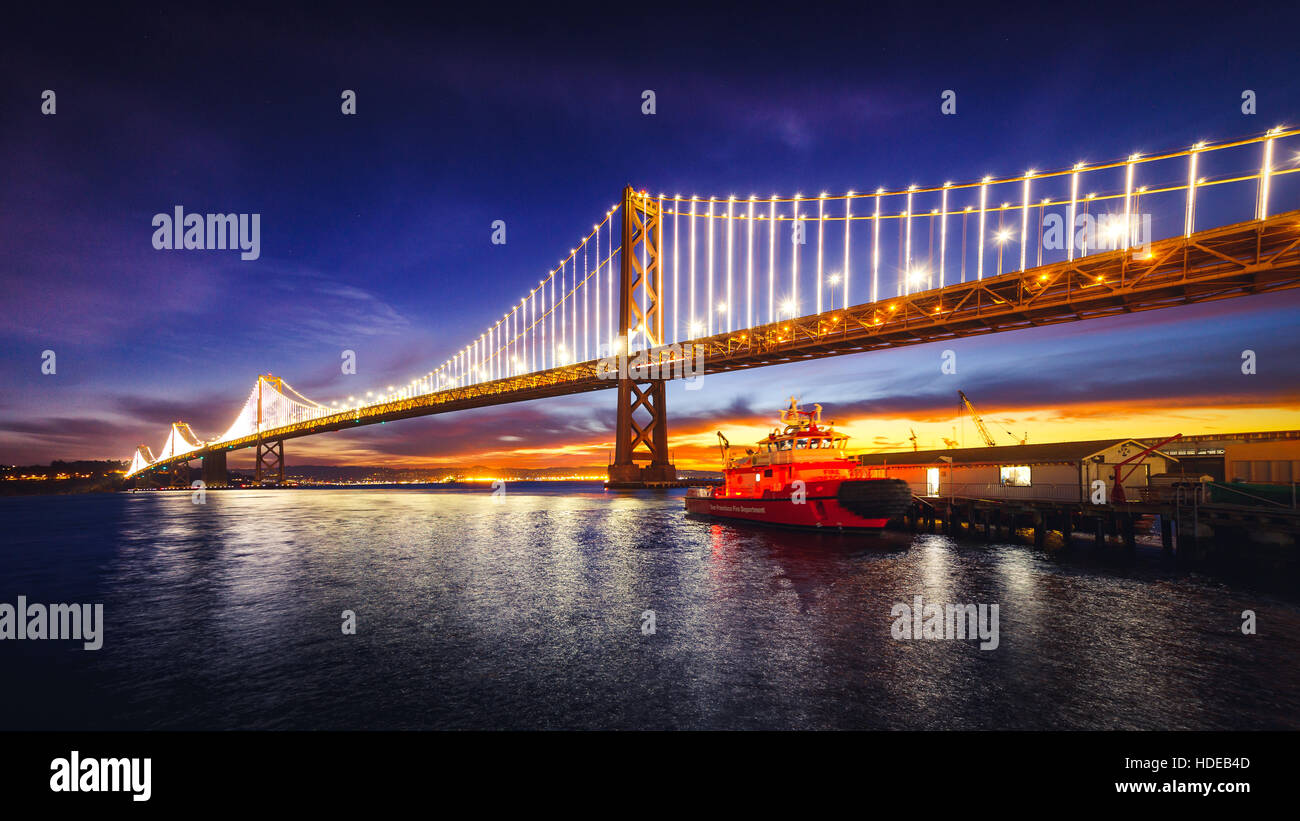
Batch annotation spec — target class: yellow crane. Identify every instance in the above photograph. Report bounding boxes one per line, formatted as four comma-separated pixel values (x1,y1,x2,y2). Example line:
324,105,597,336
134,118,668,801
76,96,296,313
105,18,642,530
957,390,997,447
956,390,1028,447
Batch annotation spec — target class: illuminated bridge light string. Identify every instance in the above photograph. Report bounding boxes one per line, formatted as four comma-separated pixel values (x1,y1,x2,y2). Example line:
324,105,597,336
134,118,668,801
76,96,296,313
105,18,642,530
842,193,852,310
1020,173,1032,271
1068,163,1080,261
706,197,714,336
767,197,775,323
689,197,697,337
791,193,800,317
746,196,755,329
594,222,601,356
904,186,913,295
671,196,679,344
871,188,881,303
726,195,735,333
816,193,825,314
977,177,988,280
940,183,948,288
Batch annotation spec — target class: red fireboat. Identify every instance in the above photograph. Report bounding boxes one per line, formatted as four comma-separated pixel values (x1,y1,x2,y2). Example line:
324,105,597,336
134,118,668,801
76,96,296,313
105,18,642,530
684,398,912,531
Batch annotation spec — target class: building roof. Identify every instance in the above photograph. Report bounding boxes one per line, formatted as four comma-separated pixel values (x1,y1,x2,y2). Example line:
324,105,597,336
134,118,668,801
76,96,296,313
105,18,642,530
857,438,1177,466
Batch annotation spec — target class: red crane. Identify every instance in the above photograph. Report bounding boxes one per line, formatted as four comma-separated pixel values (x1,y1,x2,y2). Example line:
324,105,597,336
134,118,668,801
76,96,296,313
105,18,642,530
1111,433,1181,503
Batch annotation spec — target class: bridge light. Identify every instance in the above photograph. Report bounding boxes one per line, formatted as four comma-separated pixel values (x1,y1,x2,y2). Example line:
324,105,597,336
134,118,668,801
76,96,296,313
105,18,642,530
1104,219,1125,243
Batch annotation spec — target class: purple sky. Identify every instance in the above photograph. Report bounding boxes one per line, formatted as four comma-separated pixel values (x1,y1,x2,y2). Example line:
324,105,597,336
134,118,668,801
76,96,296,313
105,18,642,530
2,4,1298,468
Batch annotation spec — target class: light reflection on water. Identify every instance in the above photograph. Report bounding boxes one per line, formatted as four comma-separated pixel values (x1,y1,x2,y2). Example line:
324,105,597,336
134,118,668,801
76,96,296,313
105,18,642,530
1,484,1297,730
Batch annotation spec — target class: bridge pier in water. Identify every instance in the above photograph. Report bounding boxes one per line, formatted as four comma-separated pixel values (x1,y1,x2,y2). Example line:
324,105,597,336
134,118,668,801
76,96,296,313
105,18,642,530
607,186,678,488
202,450,228,486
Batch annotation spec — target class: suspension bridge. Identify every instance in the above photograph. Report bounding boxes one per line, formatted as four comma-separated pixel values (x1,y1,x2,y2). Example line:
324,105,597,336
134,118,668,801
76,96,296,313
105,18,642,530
125,127,1300,486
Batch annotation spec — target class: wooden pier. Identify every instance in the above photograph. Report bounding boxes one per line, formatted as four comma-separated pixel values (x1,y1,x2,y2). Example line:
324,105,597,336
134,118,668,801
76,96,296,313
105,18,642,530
899,493,1300,572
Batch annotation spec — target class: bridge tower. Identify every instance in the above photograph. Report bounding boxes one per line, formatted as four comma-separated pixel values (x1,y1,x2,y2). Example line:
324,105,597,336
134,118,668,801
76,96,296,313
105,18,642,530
255,374,285,485
608,186,677,487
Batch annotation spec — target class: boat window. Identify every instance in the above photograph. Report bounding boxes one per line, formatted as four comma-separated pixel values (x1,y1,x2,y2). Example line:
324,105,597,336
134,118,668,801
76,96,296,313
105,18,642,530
796,438,808,449
778,439,791,451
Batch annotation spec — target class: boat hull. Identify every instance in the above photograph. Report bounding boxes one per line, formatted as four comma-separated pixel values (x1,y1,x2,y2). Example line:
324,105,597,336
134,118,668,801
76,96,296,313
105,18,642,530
684,479,911,532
